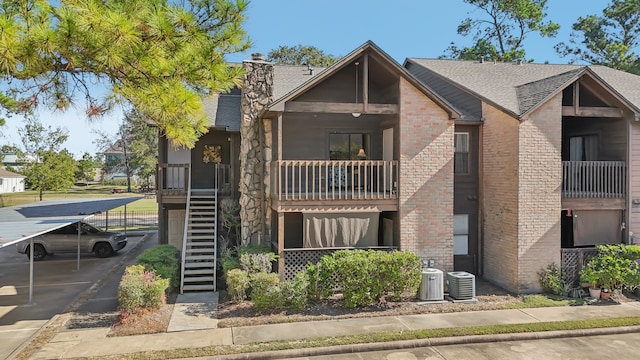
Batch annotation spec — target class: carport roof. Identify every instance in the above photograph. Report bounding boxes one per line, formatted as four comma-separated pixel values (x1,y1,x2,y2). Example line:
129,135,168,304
0,197,142,248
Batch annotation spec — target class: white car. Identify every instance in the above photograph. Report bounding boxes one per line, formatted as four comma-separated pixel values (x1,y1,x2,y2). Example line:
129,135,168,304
16,222,127,261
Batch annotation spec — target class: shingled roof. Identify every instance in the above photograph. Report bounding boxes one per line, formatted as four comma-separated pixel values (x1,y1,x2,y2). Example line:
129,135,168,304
405,58,640,118
203,63,324,131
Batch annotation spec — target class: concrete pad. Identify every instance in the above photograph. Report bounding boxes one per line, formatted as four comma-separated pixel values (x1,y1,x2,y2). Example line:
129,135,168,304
520,303,640,322
167,292,219,332
50,328,110,342
0,326,42,360
397,309,538,330
232,317,408,345
32,341,81,360
35,328,233,358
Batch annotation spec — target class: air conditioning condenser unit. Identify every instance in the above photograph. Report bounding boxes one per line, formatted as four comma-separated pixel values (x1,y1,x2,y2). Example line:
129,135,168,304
419,268,444,301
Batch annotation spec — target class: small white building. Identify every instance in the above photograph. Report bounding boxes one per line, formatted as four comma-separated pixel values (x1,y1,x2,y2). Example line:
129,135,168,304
0,168,26,194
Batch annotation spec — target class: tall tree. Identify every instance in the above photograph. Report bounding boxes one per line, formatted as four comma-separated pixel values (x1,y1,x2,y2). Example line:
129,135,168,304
555,0,640,73
75,152,96,184
267,45,339,66
0,0,250,148
444,0,559,61
95,108,157,192
17,117,74,200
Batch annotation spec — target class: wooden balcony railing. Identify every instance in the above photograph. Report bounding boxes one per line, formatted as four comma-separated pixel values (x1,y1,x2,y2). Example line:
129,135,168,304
157,163,231,195
157,163,189,194
272,160,399,201
562,161,626,198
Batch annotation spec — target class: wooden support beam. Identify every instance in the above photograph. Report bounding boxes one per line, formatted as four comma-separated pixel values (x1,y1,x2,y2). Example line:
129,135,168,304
284,101,397,114
562,106,624,118
363,54,369,113
278,212,285,280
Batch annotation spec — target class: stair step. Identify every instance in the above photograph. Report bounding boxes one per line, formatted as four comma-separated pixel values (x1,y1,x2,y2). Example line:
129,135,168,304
186,255,215,261
187,224,214,229
183,276,215,283
187,241,215,247
189,211,216,216
186,249,215,255
184,261,215,268
187,228,214,233
187,236,215,241
183,284,215,291
184,268,215,275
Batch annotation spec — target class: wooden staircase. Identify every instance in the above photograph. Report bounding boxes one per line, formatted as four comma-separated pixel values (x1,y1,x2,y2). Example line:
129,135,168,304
180,188,218,293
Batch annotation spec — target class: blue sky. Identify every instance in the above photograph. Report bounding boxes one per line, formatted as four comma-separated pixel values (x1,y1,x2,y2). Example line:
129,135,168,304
1,0,608,158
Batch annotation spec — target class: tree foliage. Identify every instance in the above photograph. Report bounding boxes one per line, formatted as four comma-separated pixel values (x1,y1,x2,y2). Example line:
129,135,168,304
75,152,96,184
444,0,559,61
17,117,74,200
267,45,339,66
94,108,158,191
555,0,640,73
0,0,250,148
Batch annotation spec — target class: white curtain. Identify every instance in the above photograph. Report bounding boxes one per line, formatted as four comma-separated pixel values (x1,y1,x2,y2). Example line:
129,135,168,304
303,212,379,248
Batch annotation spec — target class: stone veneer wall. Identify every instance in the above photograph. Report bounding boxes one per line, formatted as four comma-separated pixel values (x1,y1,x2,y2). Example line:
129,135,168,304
482,103,520,292
516,94,562,292
239,60,273,245
398,78,454,271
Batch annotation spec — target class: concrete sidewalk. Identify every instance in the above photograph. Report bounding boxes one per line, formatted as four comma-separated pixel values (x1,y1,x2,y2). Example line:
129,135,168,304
30,293,640,359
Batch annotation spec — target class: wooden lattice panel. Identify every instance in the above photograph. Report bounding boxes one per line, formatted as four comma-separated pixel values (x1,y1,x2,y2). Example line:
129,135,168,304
283,249,335,280
561,248,598,286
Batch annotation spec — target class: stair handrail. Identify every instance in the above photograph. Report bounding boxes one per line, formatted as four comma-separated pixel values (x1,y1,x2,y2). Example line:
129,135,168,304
179,164,193,294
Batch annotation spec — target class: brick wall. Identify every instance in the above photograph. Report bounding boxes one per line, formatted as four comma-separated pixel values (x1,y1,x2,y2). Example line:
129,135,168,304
517,94,562,292
482,103,520,291
398,78,454,272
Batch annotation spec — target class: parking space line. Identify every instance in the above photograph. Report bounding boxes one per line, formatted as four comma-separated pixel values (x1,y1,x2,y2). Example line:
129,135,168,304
10,281,92,289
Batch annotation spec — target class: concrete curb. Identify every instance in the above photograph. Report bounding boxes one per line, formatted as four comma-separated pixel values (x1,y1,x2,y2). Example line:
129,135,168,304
7,232,154,360
196,325,640,360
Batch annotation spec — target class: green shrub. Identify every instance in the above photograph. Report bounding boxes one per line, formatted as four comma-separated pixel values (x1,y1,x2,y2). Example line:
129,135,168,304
250,272,283,310
307,249,422,308
221,247,241,275
581,244,640,291
117,265,169,314
282,272,309,311
538,263,563,295
240,252,277,274
136,244,180,292
226,269,250,303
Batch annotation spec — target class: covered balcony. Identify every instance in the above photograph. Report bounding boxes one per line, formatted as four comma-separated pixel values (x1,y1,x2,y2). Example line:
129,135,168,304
271,160,399,211
156,163,232,203
561,161,626,199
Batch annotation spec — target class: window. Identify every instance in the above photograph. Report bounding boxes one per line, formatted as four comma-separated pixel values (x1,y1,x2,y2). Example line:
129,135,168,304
453,214,469,255
329,133,369,160
454,132,469,174
569,135,597,161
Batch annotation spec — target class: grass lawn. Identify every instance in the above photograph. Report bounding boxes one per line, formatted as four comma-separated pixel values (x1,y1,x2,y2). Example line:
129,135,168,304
0,185,157,211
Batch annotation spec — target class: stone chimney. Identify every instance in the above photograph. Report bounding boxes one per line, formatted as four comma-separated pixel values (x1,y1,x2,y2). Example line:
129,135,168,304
239,56,274,245
251,53,266,61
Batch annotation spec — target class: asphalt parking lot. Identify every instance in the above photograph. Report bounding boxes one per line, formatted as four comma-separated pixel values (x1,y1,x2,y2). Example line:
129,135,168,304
0,232,154,359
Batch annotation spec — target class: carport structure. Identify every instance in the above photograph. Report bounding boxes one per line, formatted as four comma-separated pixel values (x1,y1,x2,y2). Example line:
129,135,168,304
0,197,142,304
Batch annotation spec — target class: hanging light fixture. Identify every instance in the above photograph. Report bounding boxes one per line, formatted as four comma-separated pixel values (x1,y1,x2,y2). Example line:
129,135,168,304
352,61,361,118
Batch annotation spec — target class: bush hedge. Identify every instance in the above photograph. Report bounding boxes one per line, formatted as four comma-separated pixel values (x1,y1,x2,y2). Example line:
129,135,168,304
306,249,422,308
117,264,169,313
136,244,180,292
